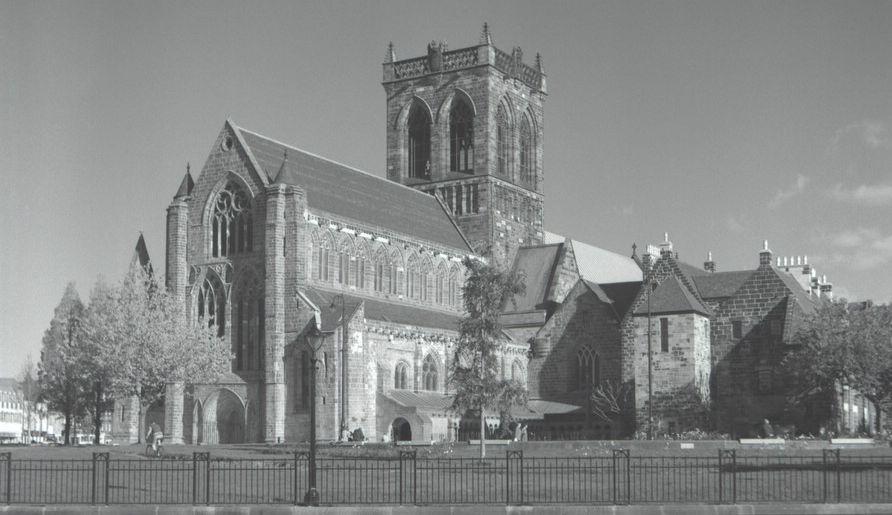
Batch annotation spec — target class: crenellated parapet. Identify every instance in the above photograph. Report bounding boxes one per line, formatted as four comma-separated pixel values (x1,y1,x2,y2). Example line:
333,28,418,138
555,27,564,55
383,31,546,93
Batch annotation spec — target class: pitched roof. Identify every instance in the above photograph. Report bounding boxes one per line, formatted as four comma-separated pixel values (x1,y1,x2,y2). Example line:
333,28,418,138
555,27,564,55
633,276,710,316
543,231,641,283
507,244,563,312
599,281,643,318
385,390,453,411
235,125,472,253
676,260,709,278
771,266,818,316
303,289,460,332
693,270,755,299
174,169,194,198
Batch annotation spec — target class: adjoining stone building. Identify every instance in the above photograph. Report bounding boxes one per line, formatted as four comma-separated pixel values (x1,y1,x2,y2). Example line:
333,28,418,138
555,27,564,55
109,26,871,444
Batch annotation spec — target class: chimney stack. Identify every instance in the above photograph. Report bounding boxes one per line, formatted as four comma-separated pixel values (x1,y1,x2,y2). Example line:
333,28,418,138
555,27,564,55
759,240,773,266
704,251,716,273
659,232,673,258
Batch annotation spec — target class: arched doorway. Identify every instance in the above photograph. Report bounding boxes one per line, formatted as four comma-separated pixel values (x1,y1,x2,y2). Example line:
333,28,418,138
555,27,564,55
203,389,246,444
144,399,164,438
392,418,412,442
192,401,203,445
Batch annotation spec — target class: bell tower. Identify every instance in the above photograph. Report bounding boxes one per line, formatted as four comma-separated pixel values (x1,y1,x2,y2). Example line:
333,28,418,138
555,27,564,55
382,24,547,268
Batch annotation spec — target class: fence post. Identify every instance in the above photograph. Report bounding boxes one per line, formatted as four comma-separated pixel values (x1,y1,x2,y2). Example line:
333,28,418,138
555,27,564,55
1,452,10,505
611,449,630,505
506,450,522,505
822,449,830,503
96,452,110,505
399,450,416,505
719,449,736,504
835,449,841,503
718,450,723,504
91,452,98,505
205,452,211,506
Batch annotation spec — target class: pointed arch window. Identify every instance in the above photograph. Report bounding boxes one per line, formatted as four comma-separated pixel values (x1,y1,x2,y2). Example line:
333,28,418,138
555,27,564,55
422,354,438,391
519,118,534,188
234,277,263,371
211,182,252,258
576,344,600,390
197,275,226,337
408,104,431,179
450,99,474,173
496,105,509,176
511,360,524,382
394,362,409,390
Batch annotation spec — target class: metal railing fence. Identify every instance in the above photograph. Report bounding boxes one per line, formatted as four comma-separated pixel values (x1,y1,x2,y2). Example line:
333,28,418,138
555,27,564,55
1,450,891,506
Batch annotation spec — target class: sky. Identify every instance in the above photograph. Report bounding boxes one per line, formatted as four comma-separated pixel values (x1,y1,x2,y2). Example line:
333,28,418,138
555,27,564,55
2,0,891,378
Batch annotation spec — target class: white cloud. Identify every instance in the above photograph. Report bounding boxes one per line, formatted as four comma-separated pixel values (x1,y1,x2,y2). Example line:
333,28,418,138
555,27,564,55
829,183,892,206
825,227,892,271
768,174,809,208
831,119,889,150
725,216,744,233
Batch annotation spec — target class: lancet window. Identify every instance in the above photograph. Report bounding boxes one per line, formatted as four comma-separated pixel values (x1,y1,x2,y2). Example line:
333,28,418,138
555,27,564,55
576,344,600,390
197,274,226,337
394,362,409,390
496,105,509,176
234,274,263,371
450,99,474,173
408,104,431,179
422,354,438,391
211,182,252,258
519,118,534,188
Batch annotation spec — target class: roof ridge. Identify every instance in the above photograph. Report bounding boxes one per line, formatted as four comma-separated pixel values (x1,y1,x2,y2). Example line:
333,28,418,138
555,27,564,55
236,125,451,201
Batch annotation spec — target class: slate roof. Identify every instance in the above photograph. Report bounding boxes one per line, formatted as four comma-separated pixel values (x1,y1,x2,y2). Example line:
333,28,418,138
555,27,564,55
383,391,578,418
543,231,641,284
693,271,755,299
235,125,472,253
303,289,460,332
772,267,818,316
633,276,710,316
507,244,563,312
676,260,709,278
599,281,643,318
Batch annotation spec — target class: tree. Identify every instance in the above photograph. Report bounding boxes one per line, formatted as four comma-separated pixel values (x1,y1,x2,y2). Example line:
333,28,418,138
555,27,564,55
79,279,119,445
38,283,88,445
590,380,634,426
17,356,40,442
784,300,892,434
449,257,526,459
85,264,230,443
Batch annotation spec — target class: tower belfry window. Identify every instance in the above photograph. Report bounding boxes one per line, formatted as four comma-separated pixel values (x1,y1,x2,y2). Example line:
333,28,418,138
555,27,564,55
408,105,431,179
496,105,508,176
519,118,534,188
450,99,474,173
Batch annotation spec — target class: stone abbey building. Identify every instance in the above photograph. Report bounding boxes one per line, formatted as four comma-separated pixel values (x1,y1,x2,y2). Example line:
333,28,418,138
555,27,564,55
111,26,875,445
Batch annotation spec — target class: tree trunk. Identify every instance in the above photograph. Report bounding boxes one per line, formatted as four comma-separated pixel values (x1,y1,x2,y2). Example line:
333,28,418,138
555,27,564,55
479,407,486,460
64,412,72,446
93,384,102,445
137,402,145,445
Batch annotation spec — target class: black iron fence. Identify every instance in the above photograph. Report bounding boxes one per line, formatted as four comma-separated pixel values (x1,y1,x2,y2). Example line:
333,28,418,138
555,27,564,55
1,450,891,506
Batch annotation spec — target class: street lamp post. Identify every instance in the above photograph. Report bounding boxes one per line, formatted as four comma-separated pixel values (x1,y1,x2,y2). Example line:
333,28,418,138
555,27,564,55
304,330,326,506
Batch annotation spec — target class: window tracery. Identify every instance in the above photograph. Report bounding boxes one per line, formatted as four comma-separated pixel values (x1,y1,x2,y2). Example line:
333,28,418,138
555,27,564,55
211,182,252,258
450,99,474,173
519,117,534,188
197,274,226,338
496,105,509,176
576,344,600,390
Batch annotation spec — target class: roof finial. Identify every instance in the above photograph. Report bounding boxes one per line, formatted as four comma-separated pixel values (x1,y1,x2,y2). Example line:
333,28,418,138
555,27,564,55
480,22,492,45
386,41,396,63
186,162,190,174
536,52,544,72
664,232,669,243
707,251,712,261
763,239,769,251
631,242,638,257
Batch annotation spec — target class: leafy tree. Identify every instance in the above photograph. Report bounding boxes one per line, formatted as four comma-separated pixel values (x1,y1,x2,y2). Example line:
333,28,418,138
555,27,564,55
85,264,230,442
449,257,526,459
38,283,88,445
784,300,892,434
79,279,120,444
